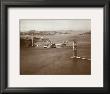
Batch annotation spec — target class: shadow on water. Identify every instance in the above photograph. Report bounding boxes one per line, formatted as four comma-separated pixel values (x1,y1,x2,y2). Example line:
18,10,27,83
72,58,91,75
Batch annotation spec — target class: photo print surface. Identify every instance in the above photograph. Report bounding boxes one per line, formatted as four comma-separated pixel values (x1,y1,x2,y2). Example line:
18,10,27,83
20,19,91,75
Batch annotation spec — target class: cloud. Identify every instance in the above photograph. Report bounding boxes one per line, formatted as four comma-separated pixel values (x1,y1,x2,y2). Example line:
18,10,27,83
20,19,91,31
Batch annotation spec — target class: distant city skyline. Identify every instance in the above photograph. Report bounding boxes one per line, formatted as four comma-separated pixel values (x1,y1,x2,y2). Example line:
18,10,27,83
20,19,91,32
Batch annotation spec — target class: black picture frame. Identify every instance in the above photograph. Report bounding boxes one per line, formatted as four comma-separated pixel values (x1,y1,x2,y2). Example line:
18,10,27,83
0,0,110,93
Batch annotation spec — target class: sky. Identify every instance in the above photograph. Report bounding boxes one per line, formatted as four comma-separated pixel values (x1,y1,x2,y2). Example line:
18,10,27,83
20,19,91,32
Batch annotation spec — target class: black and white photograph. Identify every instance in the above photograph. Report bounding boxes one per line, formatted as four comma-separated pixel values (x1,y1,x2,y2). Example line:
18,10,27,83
20,19,91,75
1,0,109,93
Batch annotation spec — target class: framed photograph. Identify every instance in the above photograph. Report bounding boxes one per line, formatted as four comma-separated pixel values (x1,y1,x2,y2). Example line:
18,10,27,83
1,0,109,93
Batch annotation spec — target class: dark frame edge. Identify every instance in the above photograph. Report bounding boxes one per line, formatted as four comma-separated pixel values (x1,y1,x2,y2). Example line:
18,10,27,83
103,1,110,94
1,1,8,94
1,0,106,7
